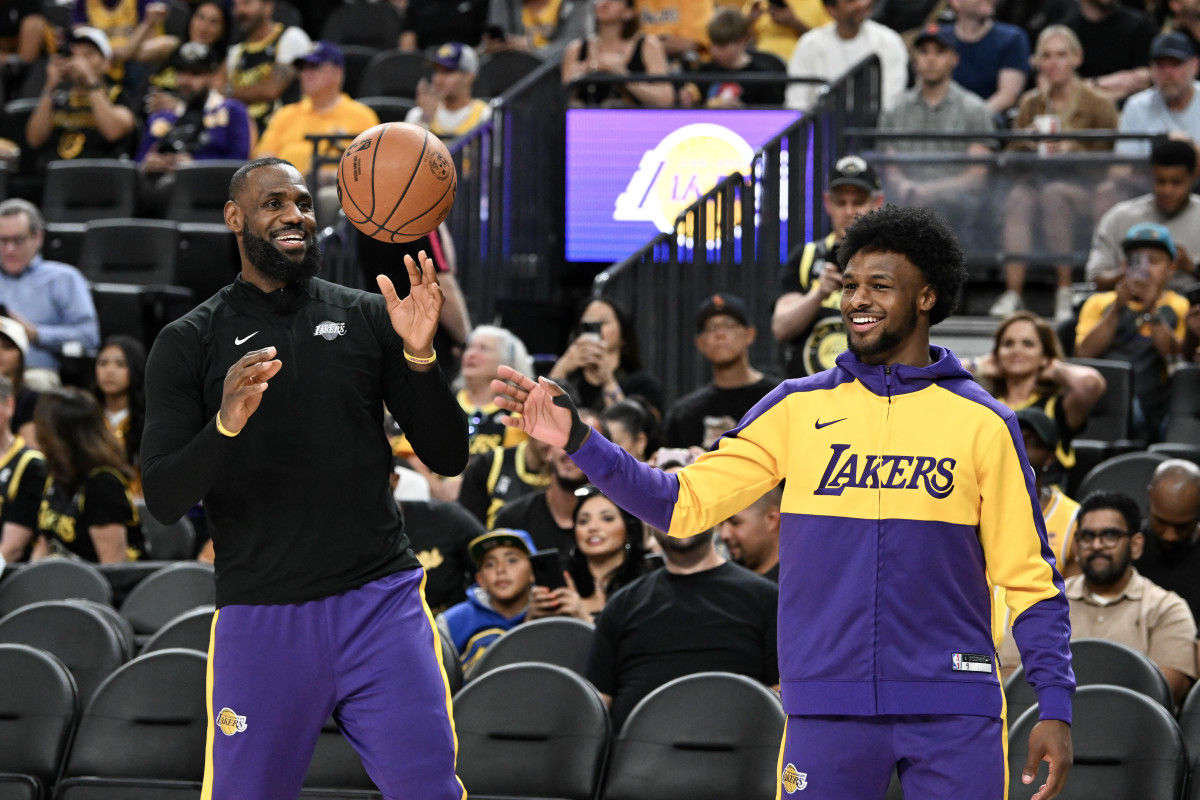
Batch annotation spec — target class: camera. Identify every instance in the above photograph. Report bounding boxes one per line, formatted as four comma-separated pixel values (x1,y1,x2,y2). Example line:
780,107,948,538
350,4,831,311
156,121,209,155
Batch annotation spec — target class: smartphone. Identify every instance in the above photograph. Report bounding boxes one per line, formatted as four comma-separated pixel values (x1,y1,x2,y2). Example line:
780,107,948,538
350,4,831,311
579,320,603,343
1127,250,1150,281
529,549,567,590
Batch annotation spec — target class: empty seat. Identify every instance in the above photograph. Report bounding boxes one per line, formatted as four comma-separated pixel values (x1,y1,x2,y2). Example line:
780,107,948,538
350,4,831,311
0,643,78,800
1075,451,1168,519
164,160,243,223
601,672,785,800
357,50,431,99
1004,637,1173,724
357,96,416,124
475,50,546,98
440,631,463,696
41,222,87,267
320,3,404,51
1009,685,1185,800
0,600,130,707
174,223,239,302
140,605,214,656
454,663,609,800
55,649,208,799
302,716,378,796
1068,357,1135,442
0,559,112,617
338,45,380,99
42,160,138,223
136,501,197,560
77,218,180,285
119,562,215,644
1165,364,1200,444
469,616,594,679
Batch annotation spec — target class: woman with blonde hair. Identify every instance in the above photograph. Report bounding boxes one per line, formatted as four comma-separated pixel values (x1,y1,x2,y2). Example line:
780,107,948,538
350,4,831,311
993,25,1120,322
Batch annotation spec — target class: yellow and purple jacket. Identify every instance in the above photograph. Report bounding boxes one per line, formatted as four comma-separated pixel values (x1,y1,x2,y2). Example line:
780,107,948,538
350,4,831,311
571,345,1075,722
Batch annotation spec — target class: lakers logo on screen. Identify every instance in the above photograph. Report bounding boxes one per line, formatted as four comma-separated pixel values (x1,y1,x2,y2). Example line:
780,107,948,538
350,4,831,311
614,123,754,234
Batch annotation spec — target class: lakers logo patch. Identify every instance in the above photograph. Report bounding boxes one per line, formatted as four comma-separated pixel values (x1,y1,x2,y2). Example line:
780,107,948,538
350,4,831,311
216,707,248,736
313,321,346,340
782,762,807,793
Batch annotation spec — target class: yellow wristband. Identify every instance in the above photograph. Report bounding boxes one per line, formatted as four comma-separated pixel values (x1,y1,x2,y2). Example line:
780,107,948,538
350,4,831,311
403,349,437,365
215,411,241,438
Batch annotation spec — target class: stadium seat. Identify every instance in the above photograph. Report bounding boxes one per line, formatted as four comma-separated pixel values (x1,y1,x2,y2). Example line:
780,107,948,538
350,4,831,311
77,219,180,286
301,717,378,797
440,631,463,696
1009,685,1185,800
1178,680,1200,799
337,45,379,99
0,643,78,800
1165,365,1200,445
1067,358,1135,443
55,649,208,799
454,662,609,800
0,559,112,617
136,501,197,560
1004,637,1173,724
357,50,431,99
118,562,215,645
140,606,214,656
319,3,404,51
469,616,594,680
0,600,130,707
42,160,138,223
357,96,416,124
66,599,137,658
174,223,239,303
1148,442,1200,466
601,672,784,800
164,160,243,224
1074,451,1168,519
475,51,545,99
41,222,87,267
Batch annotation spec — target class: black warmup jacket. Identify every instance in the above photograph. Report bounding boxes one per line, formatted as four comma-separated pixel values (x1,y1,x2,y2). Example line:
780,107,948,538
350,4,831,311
142,276,468,607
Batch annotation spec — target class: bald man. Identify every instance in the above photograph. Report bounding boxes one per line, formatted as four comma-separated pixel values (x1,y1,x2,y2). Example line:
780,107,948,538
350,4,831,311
1135,458,1200,622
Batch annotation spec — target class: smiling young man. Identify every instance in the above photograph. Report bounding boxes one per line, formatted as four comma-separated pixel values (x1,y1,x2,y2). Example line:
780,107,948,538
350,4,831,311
491,204,1075,800
141,158,469,800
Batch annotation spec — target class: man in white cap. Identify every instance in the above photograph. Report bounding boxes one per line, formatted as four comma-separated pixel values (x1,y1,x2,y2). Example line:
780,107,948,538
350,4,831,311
25,26,139,172
406,42,492,138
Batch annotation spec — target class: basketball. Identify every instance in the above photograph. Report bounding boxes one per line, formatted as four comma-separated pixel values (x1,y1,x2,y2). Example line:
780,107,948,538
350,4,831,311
337,122,458,243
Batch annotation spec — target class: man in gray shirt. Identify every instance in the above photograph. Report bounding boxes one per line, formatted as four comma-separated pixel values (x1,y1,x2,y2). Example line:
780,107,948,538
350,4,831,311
1117,32,1200,157
1088,139,1200,291
877,26,995,228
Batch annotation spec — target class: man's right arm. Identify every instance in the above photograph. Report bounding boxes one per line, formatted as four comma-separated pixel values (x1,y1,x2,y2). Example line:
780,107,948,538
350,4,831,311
141,324,231,522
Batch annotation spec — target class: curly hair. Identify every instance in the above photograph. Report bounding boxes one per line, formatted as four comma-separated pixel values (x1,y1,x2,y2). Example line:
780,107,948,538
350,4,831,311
836,205,966,326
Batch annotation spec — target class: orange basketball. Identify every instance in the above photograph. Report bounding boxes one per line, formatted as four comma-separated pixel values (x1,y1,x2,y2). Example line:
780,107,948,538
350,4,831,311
336,122,457,243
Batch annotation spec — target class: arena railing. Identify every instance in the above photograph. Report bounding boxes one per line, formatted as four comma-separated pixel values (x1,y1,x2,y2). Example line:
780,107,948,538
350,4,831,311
586,56,881,405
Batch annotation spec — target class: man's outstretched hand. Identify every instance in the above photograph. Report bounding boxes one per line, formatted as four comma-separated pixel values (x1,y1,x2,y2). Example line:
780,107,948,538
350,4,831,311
1023,719,1072,800
491,365,587,451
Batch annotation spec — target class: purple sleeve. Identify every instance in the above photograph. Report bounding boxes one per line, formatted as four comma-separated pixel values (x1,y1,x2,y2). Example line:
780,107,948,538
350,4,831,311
569,432,680,533
1011,597,1074,723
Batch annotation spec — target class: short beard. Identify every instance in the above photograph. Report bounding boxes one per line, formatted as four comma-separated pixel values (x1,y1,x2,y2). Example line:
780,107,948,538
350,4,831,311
1082,550,1131,588
241,228,321,285
846,302,918,362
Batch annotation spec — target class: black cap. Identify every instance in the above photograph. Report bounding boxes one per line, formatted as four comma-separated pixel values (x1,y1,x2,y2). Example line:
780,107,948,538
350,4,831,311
913,24,956,51
1151,31,1196,61
1016,408,1058,450
827,155,880,194
695,293,750,333
169,42,221,73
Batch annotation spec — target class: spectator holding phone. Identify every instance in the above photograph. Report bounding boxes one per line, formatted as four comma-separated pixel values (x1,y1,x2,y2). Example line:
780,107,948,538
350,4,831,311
436,528,538,675
548,297,664,417
1076,223,1189,440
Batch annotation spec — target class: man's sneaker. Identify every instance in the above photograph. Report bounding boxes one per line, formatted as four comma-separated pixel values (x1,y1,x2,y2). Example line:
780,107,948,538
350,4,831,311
989,290,1024,317
1054,287,1075,323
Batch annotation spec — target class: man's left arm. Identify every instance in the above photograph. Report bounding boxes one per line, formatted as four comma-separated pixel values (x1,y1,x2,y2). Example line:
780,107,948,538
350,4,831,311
38,267,100,353
977,421,1073,799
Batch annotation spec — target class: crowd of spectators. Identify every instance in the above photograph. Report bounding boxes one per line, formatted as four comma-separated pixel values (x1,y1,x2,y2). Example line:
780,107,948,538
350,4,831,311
8,0,1200,792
